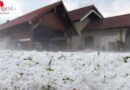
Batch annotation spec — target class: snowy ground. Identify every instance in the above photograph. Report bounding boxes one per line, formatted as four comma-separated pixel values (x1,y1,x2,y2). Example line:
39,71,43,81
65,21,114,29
0,51,130,90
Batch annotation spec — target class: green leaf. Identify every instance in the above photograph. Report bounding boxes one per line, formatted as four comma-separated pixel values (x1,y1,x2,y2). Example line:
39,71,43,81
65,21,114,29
36,62,39,65
28,57,32,60
24,57,33,61
63,77,74,82
97,52,100,56
45,67,54,71
124,56,130,63
24,58,27,60
82,64,86,67
19,72,23,76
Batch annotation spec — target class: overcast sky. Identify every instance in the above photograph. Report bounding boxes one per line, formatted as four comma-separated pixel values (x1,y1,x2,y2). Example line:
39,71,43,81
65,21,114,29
0,0,130,24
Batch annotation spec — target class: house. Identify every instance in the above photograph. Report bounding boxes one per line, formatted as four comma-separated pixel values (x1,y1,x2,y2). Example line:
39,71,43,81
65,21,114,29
0,1,130,51
0,1,76,50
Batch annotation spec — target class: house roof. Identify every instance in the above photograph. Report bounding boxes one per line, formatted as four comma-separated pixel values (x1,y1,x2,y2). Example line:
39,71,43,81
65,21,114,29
0,1,62,30
83,14,130,31
1,1,130,33
68,5,103,21
39,12,66,31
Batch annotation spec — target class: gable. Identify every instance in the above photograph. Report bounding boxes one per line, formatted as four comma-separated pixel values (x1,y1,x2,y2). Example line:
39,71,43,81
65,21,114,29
39,12,66,31
68,5,103,34
80,9,103,22
68,5,103,22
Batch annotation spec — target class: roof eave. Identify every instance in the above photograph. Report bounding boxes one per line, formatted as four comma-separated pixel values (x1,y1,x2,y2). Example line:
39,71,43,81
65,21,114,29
83,26,130,32
80,9,103,22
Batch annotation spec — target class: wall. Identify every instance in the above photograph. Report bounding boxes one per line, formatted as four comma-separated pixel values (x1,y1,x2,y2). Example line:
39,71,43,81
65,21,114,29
82,28,128,50
73,18,91,34
125,30,130,50
71,35,82,50
71,18,92,50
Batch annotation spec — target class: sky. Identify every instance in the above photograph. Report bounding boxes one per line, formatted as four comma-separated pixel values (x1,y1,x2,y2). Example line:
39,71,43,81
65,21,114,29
0,0,130,24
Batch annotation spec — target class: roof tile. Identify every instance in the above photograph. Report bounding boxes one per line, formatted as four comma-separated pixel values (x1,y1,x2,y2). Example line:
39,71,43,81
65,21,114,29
84,14,130,31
